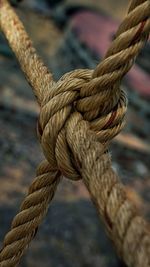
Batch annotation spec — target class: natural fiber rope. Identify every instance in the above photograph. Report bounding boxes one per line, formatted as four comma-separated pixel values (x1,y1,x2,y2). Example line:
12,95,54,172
0,0,150,267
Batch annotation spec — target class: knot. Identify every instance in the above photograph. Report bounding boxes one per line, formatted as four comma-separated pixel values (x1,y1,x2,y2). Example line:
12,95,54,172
37,69,127,180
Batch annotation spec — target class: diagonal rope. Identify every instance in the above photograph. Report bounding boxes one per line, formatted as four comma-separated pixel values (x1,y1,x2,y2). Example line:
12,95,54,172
0,0,150,267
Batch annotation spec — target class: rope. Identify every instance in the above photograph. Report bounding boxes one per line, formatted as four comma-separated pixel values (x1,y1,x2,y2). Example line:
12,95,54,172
0,0,150,266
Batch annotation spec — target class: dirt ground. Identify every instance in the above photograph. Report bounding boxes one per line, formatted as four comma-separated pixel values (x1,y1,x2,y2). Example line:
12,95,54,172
0,1,149,267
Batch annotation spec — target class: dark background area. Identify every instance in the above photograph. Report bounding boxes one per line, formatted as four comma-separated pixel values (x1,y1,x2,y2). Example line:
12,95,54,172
0,1,149,266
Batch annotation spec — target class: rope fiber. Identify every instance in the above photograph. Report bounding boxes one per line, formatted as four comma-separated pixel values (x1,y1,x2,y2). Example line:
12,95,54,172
0,0,150,266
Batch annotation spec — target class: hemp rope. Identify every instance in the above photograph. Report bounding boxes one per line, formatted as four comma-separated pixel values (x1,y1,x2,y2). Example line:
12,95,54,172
0,0,150,266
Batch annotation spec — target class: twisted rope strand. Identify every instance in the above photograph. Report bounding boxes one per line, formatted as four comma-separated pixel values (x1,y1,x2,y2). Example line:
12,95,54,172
0,0,55,106
0,0,150,267
66,112,150,267
0,160,60,267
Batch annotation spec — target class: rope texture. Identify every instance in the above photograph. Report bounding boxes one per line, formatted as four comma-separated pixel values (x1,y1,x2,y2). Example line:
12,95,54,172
0,0,150,266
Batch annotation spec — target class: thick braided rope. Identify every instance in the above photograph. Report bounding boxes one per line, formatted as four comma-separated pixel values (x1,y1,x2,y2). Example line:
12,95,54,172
66,112,150,267
0,0,150,267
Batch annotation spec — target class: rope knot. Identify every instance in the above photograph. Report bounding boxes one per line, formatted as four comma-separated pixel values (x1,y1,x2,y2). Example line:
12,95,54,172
37,69,127,180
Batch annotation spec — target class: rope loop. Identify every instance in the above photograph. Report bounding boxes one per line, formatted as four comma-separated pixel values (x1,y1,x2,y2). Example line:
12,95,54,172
37,69,127,180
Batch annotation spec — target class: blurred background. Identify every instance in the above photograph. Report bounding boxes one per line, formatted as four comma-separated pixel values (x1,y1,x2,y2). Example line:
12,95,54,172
0,0,150,266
